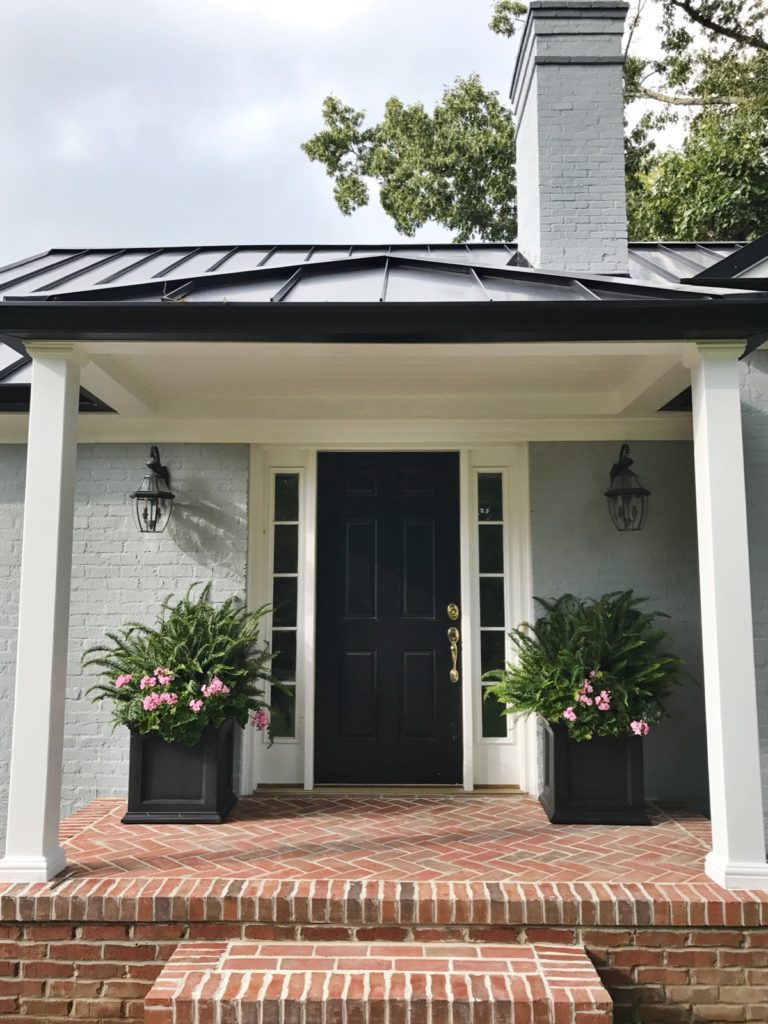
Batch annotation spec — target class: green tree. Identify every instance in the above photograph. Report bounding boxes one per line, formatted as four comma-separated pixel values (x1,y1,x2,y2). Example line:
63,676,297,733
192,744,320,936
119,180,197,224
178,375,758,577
302,1,767,242
302,76,517,243
626,0,768,238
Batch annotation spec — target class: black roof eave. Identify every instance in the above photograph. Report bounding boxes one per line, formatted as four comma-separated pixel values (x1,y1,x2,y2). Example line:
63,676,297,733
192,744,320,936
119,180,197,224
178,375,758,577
0,299,767,346
0,383,114,413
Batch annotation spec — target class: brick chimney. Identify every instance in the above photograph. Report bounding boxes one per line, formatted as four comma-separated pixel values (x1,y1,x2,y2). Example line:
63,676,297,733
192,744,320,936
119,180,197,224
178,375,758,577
510,0,629,275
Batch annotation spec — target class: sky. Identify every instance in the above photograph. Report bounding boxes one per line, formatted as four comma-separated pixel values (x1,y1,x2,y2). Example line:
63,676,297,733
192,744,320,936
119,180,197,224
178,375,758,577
0,1,664,267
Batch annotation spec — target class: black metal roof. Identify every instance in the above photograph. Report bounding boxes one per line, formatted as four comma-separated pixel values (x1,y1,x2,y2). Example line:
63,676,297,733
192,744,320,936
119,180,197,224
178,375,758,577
1,242,765,345
0,241,750,302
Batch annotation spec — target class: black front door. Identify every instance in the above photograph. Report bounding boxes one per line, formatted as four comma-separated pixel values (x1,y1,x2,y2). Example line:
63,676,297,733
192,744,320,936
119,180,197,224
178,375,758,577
315,452,462,784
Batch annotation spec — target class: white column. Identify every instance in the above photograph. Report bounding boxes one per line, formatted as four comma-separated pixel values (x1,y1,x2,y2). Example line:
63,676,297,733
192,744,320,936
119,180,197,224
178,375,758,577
0,344,82,882
690,342,768,890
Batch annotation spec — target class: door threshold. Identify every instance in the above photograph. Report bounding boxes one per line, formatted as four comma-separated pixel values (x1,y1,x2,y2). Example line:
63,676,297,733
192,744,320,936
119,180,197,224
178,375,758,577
253,784,524,796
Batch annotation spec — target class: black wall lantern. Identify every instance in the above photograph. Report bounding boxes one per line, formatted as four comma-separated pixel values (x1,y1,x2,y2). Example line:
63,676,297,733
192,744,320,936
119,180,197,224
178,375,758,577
131,446,175,533
605,444,650,532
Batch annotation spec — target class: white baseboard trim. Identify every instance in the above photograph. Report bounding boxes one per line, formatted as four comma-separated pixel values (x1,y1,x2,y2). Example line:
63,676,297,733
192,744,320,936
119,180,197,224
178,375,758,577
0,846,67,882
705,851,768,891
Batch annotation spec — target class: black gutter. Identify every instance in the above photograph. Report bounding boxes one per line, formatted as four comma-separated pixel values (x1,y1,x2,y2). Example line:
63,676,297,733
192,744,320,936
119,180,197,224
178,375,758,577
0,299,767,346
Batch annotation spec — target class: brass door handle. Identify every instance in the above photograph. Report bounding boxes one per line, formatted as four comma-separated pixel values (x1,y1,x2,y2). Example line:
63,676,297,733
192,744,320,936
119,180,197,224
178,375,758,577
447,626,460,683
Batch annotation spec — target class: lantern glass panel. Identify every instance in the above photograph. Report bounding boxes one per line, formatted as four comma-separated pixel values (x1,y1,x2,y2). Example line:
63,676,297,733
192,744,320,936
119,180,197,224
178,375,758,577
607,493,647,532
606,469,649,533
131,473,174,533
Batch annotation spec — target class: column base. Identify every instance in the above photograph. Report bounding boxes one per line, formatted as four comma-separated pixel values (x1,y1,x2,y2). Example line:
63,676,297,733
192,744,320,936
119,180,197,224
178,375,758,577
705,850,768,891
0,845,67,882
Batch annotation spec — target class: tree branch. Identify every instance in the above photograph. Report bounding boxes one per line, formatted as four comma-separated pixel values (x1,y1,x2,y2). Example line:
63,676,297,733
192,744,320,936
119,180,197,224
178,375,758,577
624,0,650,57
630,86,744,104
669,0,768,51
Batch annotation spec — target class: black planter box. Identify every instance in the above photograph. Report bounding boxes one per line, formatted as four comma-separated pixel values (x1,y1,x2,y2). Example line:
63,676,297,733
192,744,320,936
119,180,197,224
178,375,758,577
539,720,650,825
122,720,237,824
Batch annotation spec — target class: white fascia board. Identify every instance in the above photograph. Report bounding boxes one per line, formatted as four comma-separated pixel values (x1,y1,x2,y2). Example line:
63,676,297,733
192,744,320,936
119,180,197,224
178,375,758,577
0,414,694,445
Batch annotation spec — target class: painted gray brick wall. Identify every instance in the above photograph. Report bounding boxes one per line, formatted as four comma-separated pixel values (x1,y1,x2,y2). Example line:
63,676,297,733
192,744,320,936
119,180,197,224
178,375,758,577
0,446,25,844
0,443,249,844
740,351,768,830
530,441,708,808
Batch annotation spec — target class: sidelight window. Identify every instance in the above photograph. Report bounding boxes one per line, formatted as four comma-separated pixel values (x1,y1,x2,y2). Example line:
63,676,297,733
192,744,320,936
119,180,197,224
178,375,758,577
477,472,509,738
270,472,300,738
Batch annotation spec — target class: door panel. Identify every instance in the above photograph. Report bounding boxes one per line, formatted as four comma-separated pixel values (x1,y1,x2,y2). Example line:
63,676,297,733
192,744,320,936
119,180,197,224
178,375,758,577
315,452,462,784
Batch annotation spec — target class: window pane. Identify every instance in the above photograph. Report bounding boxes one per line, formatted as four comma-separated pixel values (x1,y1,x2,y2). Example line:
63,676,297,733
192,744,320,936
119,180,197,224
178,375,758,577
271,630,297,681
271,685,296,738
478,473,503,522
272,577,297,627
480,578,505,627
275,473,299,521
480,630,506,675
482,685,508,738
479,524,504,574
273,524,298,574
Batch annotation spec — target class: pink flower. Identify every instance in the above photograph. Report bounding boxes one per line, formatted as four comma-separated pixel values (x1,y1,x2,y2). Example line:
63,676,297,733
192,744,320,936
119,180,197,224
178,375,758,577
114,674,132,688
589,670,597,678
595,689,612,711
577,693,594,706
142,691,178,711
201,676,230,698
581,680,594,694
251,709,269,731
630,720,650,736
140,675,157,690
189,699,204,713
563,706,577,722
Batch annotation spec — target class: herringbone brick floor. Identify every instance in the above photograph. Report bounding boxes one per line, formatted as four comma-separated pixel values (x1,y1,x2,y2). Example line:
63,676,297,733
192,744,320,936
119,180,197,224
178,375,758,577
59,795,710,884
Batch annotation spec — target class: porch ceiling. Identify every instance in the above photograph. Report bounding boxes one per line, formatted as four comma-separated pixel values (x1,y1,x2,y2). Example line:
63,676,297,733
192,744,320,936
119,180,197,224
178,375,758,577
73,339,693,423
0,338,698,441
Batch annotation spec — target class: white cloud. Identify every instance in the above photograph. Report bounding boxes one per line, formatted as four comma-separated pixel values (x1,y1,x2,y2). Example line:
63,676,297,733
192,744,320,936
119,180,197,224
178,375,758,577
192,102,288,159
53,116,94,164
208,0,383,33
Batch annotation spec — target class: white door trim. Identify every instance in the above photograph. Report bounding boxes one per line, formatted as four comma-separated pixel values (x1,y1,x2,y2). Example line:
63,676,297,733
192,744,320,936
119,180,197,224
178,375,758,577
245,441,534,794
459,450,476,790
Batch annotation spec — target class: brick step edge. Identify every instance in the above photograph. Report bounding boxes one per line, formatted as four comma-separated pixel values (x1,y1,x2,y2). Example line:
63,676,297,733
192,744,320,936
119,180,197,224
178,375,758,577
144,940,613,1024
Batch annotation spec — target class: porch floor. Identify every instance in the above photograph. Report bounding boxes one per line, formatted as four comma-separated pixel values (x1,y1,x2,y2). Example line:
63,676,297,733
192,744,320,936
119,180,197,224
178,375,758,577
58,793,711,885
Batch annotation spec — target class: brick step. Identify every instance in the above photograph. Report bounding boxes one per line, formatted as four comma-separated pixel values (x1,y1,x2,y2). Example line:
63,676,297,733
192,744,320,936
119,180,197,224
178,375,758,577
144,940,612,1024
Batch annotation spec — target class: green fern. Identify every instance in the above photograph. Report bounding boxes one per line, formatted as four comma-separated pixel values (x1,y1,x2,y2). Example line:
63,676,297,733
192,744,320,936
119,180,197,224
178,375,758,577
83,583,274,746
484,591,682,741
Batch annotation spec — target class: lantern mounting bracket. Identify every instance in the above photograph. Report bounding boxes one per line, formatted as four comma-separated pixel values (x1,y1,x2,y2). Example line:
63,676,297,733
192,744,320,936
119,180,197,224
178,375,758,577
609,443,634,484
146,445,171,488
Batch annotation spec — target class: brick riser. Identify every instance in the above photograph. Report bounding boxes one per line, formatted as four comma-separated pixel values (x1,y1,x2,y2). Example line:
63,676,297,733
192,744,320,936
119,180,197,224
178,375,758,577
0,922,766,1022
144,942,612,1024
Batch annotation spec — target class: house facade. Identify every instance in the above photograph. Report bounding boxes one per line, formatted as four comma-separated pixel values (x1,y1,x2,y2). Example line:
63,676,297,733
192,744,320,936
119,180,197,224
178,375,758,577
0,0,767,895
